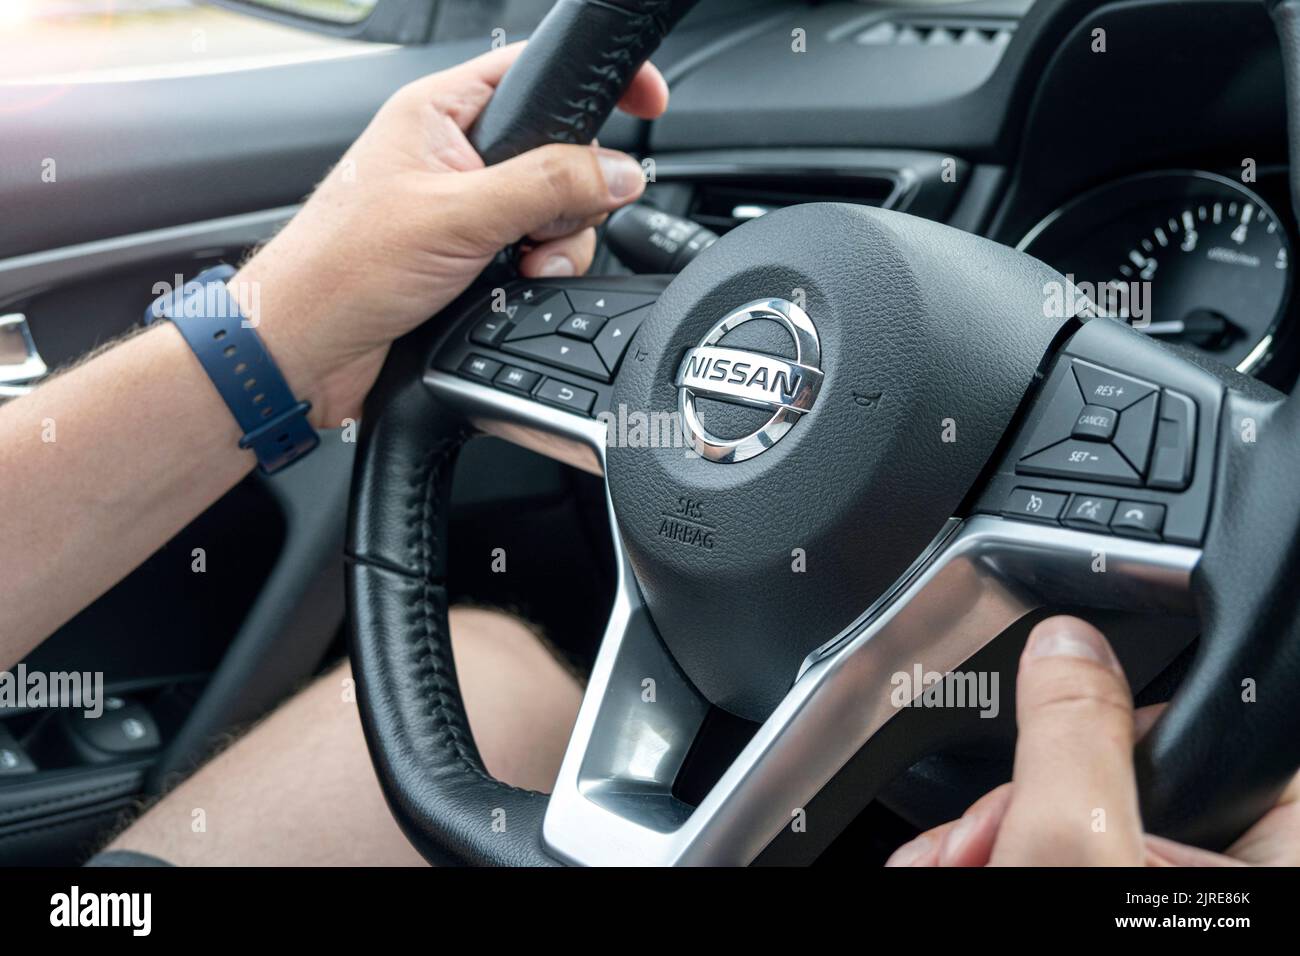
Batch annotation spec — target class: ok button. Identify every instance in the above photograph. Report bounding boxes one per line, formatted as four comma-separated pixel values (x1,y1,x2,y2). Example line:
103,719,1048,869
1072,404,1118,441
558,313,606,342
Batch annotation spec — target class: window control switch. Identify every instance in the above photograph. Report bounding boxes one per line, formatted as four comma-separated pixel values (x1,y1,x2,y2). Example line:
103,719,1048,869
0,726,36,776
64,698,161,761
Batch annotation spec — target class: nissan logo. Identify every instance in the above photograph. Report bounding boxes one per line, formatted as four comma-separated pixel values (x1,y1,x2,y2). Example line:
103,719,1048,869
675,298,823,463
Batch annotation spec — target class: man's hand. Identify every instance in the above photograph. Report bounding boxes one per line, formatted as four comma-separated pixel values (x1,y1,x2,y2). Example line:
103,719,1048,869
236,42,669,427
885,616,1300,866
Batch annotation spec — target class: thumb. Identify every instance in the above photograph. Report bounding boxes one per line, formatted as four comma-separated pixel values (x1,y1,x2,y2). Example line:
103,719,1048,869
990,616,1146,865
455,144,645,250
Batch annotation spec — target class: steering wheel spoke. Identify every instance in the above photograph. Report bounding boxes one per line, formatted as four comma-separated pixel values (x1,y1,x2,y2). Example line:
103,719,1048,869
544,501,1201,867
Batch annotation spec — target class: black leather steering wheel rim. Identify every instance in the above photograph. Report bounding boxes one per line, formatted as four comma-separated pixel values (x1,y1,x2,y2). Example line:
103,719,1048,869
346,316,557,866
346,0,1300,865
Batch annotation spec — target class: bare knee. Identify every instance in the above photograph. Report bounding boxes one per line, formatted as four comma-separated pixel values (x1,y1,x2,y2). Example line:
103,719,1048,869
104,607,580,864
450,606,582,793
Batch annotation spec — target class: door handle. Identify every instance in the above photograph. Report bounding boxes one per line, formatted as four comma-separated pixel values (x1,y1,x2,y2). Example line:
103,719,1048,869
0,313,47,399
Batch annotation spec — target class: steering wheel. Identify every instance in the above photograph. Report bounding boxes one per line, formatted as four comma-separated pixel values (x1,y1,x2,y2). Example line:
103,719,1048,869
345,0,1300,865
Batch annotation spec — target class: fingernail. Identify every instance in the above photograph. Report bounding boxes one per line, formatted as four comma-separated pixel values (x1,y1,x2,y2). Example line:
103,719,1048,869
538,254,575,277
1027,617,1114,668
884,834,932,867
597,149,644,201
939,815,977,866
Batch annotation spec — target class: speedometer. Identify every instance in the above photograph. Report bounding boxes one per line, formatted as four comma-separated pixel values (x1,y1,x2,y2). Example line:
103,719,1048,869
1017,171,1292,372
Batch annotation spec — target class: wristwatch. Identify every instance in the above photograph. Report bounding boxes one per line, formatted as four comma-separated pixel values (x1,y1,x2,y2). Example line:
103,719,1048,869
146,265,319,475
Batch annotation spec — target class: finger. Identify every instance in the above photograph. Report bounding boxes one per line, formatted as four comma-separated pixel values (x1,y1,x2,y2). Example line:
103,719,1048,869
1277,766,1300,806
517,228,598,279
442,41,528,90
447,46,668,120
1223,769,1300,864
1144,834,1244,867
452,144,645,250
420,45,668,128
990,616,1145,866
885,784,1014,868
1134,702,1168,739
884,820,960,867
615,61,670,119
938,783,1015,867
391,43,527,132
528,212,607,243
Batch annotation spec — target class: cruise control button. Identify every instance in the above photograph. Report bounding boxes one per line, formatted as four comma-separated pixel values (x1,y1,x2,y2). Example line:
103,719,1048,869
1148,389,1197,490
469,315,511,347
1111,501,1165,539
536,377,596,415
1072,404,1117,441
1017,438,1141,485
459,354,502,382
493,365,540,394
557,313,606,342
505,291,571,341
502,336,609,381
593,304,651,373
565,289,657,317
1002,488,1068,523
1112,391,1158,475
1063,494,1117,531
1071,360,1156,411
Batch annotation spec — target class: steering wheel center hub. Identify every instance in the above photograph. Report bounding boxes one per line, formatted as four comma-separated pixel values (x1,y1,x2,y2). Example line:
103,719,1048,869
607,202,1068,720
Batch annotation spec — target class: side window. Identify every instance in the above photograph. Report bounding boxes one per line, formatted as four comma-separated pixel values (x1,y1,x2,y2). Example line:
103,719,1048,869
430,0,557,41
1,0,382,85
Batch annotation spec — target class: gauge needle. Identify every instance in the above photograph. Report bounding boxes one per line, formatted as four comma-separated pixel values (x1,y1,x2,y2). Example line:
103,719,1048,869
1139,309,1233,349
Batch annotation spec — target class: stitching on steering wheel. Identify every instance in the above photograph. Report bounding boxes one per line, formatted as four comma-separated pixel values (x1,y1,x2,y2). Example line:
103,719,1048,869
405,430,540,797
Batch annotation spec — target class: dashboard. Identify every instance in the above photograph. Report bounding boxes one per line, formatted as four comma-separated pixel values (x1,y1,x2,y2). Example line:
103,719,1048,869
1018,170,1292,373
627,0,1300,395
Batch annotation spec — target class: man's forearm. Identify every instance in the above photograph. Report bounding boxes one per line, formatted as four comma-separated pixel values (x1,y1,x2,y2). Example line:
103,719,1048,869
0,321,257,666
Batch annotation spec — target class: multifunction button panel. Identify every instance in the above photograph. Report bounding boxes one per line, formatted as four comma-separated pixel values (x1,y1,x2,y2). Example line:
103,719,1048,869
977,328,1222,548
1015,358,1196,490
434,278,666,419
467,284,656,383
1002,487,1167,541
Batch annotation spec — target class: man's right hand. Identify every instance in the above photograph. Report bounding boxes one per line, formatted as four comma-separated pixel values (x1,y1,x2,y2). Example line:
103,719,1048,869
886,616,1300,866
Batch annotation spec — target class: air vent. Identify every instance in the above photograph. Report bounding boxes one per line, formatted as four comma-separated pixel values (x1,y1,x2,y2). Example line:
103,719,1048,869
853,18,1016,48
685,175,898,235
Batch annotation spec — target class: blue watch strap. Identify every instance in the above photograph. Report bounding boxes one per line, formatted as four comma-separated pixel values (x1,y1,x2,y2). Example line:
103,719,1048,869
147,265,319,474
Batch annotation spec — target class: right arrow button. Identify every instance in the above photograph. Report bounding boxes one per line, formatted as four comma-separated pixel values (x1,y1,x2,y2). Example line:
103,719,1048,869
594,304,653,374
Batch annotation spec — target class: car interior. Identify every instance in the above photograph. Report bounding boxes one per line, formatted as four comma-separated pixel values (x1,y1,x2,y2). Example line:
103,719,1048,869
2,0,1299,867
